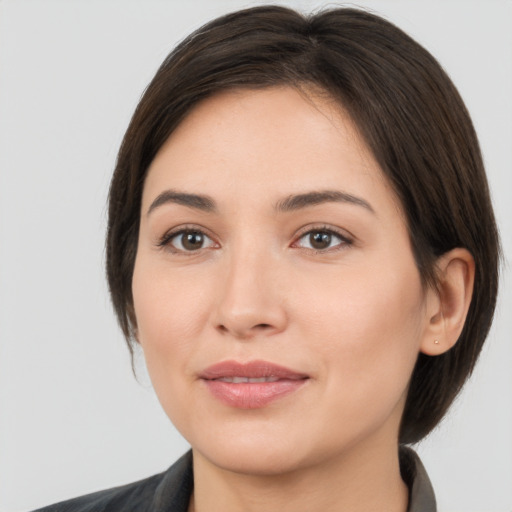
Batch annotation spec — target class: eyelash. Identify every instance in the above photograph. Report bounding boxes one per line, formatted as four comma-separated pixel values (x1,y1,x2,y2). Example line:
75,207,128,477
157,225,217,254
157,225,353,255
292,225,353,253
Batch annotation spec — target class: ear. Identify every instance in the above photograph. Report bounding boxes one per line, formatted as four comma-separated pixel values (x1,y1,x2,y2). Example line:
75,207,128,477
420,248,475,356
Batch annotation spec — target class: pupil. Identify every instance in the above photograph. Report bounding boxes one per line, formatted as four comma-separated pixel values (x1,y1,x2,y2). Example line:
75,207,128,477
310,231,331,249
183,232,203,250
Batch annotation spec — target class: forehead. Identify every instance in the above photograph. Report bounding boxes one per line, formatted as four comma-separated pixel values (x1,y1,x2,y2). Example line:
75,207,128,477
142,86,397,213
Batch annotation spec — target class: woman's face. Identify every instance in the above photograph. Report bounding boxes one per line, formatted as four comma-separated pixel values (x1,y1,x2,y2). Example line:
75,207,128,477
133,87,435,475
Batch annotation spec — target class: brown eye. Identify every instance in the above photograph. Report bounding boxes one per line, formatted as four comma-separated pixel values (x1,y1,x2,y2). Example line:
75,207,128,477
309,231,332,250
168,230,215,252
295,229,351,252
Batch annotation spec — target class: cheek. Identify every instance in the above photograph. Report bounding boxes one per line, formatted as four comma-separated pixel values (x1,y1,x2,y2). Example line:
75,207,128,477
294,259,425,406
294,255,425,341
131,255,212,372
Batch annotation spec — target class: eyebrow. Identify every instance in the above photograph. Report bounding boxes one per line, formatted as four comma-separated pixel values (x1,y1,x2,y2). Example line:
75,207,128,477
147,190,217,216
275,190,375,214
147,188,375,216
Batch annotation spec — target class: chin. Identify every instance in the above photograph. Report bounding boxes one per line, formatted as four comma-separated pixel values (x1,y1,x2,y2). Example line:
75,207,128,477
190,426,316,476
199,446,306,476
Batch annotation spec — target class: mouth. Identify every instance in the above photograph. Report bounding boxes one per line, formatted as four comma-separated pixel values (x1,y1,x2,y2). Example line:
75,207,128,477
199,360,309,409
214,376,282,383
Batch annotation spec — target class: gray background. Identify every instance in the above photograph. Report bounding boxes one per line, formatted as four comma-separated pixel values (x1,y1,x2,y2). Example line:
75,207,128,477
0,1,510,511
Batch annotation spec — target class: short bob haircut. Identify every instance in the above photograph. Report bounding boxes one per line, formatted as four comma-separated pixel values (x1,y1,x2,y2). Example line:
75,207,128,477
106,5,500,444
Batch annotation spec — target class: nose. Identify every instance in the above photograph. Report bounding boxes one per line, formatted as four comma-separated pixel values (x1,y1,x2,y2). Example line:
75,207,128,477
212,247,288,340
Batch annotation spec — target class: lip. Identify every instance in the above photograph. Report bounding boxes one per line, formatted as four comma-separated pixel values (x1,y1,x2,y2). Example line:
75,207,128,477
199,360,309,409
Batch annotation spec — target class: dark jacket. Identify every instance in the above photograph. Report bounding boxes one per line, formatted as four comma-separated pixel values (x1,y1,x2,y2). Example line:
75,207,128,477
33,447,436,512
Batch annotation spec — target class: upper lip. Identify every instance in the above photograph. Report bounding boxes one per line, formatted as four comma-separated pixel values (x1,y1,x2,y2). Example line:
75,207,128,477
199,360,309,381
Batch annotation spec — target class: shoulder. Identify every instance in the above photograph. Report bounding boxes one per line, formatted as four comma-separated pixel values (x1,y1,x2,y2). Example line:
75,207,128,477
32,451,193,512
32,473,165,512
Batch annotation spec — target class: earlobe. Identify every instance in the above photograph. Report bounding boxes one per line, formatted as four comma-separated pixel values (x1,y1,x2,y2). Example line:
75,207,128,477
420,248,475,356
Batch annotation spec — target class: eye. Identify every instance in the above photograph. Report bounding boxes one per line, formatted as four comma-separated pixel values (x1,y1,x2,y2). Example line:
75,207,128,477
161,229,216,253
294,228,351,252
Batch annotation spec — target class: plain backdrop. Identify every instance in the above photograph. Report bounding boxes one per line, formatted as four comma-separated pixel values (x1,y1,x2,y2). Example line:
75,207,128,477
0,1,511,511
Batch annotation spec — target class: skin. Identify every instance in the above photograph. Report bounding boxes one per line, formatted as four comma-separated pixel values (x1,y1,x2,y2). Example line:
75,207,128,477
132,86,474,512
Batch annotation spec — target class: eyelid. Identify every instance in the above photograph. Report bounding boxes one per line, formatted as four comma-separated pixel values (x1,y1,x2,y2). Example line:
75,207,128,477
157,224,219,253
291,224,354,251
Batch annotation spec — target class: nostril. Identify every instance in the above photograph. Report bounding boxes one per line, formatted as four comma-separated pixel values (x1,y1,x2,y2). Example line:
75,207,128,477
215,322,274,338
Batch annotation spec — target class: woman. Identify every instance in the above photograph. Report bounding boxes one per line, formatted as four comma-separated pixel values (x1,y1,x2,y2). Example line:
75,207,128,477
34,5,500,512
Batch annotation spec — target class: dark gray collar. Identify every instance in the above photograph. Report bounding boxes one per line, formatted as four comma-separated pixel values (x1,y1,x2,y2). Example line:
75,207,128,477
400,446,437,512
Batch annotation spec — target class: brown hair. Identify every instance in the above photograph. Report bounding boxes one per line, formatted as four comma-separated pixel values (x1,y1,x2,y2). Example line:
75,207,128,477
106,5,500,444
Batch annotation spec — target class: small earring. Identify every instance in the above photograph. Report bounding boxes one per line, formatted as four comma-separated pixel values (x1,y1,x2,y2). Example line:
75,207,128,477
434,339,440,345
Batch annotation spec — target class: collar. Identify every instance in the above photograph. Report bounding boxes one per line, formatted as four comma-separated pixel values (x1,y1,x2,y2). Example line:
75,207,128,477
400,445,437,512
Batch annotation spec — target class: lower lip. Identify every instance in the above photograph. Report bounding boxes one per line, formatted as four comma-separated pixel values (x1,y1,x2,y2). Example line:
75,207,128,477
202,379,307,409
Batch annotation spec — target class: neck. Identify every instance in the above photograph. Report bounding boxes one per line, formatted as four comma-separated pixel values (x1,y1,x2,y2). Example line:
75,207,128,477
189,439,409,512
